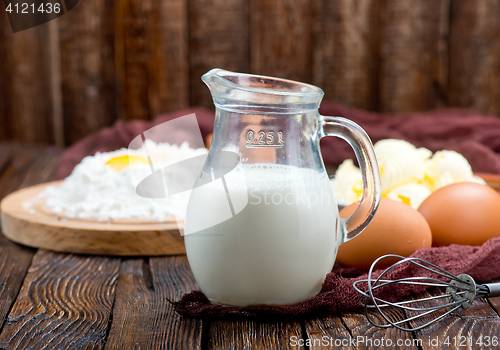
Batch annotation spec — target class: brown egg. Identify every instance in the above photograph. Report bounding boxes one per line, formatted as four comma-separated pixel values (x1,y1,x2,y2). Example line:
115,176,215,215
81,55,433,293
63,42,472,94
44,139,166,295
205,133,213,149
418,182,500,246
337,198,432,270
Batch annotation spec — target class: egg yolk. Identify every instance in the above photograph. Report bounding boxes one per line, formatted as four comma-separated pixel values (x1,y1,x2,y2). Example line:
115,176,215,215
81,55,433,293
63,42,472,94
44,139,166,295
105,155,150,171
397,194,411,206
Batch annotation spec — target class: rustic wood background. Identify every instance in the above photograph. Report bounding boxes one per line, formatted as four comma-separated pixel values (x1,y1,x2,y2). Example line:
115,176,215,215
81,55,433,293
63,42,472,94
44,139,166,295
1,0,500,148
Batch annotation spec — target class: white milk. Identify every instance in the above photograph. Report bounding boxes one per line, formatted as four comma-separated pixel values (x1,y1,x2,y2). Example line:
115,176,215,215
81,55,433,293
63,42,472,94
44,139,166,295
184,164,340,306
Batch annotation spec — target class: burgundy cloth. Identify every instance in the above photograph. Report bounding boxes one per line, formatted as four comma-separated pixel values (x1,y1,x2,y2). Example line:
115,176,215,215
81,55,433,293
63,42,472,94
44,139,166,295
172,237,500,319
57,102,500,179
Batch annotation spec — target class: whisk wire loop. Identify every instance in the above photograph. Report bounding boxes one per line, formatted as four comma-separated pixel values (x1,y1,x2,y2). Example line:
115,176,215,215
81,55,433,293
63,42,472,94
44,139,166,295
352,254,500,332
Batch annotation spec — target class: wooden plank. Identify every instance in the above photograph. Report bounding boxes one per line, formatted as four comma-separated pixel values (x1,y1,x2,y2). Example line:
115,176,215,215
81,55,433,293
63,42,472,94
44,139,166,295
0,235,35,341
0,21,55,143
114,0,149,121
408,287,500,350
448,0,500,116
104,259,156,350
250,0,313,84
0,144,14,179
379,0,450,113
150,0,189,116
58,0,117,145
0,144,59,205
189,0,250,109
0,251,120,349
485,279,500,315
0,145,60,339
115,0,189,121
0,145,40,200
147,256,202,349
209,318,303,350
17,147,60,190
47,20,65,149
304,316,356,350
313,0,379,111
0,12,8,141
0,144,61,228
105,256,203,350
339,309,419,349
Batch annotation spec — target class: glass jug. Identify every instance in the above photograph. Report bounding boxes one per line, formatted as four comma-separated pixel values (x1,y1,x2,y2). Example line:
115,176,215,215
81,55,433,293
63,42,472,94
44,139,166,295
184,69,381,306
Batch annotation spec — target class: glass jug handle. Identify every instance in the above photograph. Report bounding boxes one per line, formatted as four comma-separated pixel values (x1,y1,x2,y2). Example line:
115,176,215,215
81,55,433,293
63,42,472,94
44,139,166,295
319,116,381,243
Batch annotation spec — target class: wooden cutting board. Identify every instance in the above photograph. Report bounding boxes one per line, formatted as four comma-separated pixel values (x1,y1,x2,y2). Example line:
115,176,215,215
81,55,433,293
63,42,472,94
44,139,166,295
0,181,185,256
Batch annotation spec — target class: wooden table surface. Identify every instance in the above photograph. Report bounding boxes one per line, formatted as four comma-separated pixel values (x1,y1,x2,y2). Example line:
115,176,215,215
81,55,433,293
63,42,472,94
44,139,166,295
1,143,500,350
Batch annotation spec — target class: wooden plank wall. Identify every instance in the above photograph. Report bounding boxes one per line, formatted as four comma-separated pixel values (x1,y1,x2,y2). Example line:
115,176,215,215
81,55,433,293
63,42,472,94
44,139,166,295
1,0,500,147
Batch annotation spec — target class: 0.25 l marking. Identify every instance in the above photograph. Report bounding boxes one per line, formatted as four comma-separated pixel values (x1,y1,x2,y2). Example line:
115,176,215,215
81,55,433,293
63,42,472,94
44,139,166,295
246,130,284,148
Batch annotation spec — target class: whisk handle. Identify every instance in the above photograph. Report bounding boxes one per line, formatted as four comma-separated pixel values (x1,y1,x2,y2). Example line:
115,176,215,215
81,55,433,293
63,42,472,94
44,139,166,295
483,283,500,298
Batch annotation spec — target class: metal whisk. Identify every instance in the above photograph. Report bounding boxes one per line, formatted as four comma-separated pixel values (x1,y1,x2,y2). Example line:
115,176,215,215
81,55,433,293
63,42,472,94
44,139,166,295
352,254,500,332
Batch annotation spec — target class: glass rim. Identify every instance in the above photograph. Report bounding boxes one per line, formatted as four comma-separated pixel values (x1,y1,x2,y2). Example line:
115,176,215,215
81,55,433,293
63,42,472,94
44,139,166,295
202,68,324,105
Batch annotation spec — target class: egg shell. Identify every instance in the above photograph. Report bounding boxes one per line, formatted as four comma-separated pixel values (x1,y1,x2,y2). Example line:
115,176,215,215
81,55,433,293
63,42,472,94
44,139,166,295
418,182,500,246
206,133,213,149
336,198,432,270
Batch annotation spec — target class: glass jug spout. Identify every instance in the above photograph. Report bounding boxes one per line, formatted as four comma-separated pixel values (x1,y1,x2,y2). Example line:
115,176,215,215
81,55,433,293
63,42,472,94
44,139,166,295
201,68,324,111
